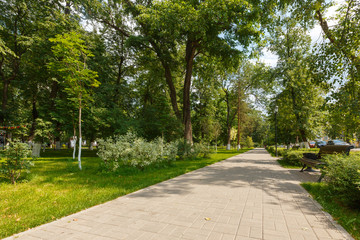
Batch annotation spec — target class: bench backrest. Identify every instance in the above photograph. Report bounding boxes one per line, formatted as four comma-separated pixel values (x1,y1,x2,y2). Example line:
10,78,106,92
318,145,352,158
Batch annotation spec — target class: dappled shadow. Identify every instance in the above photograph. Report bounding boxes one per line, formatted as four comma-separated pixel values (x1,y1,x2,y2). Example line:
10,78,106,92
124,148,338,231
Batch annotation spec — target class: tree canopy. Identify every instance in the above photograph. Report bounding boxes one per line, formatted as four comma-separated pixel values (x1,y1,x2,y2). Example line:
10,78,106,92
0,0,358,149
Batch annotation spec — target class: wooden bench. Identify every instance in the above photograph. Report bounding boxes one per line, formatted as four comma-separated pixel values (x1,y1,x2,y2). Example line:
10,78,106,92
299,145,353,182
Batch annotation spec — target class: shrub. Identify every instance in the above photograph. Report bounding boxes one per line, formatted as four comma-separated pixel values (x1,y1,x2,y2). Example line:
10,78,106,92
281,151,303,166
266,146,288,157
322,154,360,207
176,140,212,159
266,146,275,155
97,132,178,171
244,136,254,148
0,141,34,184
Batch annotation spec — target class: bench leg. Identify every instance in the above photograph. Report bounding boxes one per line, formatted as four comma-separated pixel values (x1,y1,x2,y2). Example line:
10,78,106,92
300,164,307,172
317,173,325,183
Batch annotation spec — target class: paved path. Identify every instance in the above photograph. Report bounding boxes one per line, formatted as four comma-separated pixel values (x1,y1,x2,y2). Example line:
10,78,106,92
5,149,353,240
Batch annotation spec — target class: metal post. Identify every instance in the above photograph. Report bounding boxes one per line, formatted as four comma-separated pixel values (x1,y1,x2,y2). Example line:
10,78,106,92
275,106,278,157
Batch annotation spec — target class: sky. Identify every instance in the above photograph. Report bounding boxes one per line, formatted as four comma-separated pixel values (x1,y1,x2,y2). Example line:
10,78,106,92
260,0,344,67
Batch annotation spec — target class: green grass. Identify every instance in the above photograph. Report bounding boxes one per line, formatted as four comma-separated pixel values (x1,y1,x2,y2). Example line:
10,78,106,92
0,148,249,238
276,159,302,168
302,182,360,240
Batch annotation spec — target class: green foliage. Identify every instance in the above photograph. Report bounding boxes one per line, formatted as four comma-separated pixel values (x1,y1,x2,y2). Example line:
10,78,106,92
268,17,326,144
322,154,360,207
176,140,212,159
97,132,178,171
244,136,254,148
302,182,360,240
281,151,303,166
0,141,34,184
48,31,99,104
266,146,275,155
33,118,54,143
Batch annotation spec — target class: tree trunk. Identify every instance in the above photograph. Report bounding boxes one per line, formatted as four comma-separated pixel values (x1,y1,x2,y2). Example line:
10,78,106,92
183,40,197,143
113,54,125,104
29,95,38,140
78,97,82,170
237,85,241,151
72,124,76,159
163,62,181,120
224,89,233,150
1,79,9,124
290,87,307,143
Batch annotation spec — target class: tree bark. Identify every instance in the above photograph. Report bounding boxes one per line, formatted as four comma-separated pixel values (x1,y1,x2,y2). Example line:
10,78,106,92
163,61,181,120
78,96,82,170
237,85,241,150
183,40,197,143
290,87,307,142
224,88,236,150
1,79,9,124
72,122,76,159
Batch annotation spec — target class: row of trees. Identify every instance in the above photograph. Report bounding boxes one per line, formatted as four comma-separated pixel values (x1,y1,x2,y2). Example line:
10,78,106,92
267,0,360,146
0,0,359,156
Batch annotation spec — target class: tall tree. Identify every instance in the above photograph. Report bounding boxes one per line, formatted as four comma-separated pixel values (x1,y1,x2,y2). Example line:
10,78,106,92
87,0,280,143
49,31,99,170
269,17,325,146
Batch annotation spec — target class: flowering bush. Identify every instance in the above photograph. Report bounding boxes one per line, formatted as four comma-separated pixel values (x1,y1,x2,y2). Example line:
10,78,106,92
0,141,34,184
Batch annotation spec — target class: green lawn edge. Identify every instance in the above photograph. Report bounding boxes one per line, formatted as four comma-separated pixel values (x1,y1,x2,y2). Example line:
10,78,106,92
301,182,360,240
0,148,250,238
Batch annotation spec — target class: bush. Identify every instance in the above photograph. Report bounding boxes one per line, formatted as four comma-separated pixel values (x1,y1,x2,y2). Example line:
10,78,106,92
244,136,254,148
266,146,287,157
322,154,360,207
97,132,177,171
176,140,212,159
266,146,275,155
0,141,34,184
281,151,303,166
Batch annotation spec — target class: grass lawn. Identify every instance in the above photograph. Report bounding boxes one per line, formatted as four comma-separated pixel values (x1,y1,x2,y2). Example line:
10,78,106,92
0,147,250,238
302,183,360,240
276,159,302,168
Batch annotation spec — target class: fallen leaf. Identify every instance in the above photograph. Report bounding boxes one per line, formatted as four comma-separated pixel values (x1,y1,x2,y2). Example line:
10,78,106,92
16,218,21,222
204,217,211,221
73,219,78,221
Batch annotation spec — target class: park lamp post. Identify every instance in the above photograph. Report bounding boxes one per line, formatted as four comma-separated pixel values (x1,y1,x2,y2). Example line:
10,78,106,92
275,106,278,157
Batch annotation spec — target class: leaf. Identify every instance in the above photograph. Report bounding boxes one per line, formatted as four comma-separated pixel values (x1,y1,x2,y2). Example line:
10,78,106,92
204,217,211,221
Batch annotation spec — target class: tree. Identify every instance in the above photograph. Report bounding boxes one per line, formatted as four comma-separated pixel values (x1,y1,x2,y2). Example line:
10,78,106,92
49,31,99,170
90,0,280,143
315,0,360,79
313,1,360,141
268,17,326,146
